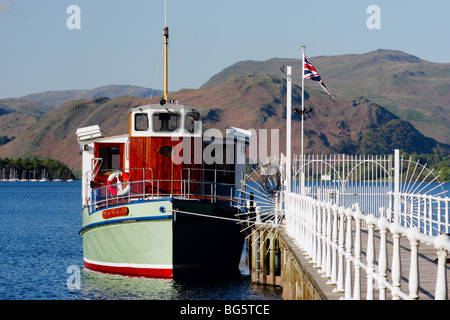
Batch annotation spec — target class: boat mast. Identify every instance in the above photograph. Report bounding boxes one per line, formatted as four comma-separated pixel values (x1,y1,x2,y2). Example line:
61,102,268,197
163,0,169,102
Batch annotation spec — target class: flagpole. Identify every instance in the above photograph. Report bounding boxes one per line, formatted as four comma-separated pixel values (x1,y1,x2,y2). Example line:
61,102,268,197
163,0,169,102
301,46,305,158
301,45,305,195
286,66,292,194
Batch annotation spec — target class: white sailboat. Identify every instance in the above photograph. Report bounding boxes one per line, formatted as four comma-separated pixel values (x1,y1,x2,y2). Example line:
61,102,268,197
9,168,18,182
39,169,49,182
30,169,38,182
20,171,29,182
53,170,63,182
1,168,7,181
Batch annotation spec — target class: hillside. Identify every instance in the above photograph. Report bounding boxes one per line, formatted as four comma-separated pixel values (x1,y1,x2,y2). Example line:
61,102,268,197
0,98,56,118
0,49,449,171
2,73,447,171
21,84,162,108
360,119,447,155
175,75,411,158
202,49,450,145
0,85,159,149
0,96,147,169
0,98,56,139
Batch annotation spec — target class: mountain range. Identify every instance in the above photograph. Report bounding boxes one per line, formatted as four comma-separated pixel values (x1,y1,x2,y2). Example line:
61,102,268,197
0,49,449,171
21,85,163,108
203,49,450,146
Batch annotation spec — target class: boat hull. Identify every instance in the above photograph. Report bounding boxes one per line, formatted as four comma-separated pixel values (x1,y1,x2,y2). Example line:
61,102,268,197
80,199,245,278
172,199,245,277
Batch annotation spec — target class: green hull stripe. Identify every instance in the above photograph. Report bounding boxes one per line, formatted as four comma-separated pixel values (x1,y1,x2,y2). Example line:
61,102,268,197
78,215,173,235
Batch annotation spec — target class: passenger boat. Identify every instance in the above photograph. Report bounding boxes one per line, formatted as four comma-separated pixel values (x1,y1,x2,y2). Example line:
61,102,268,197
76,18,252,278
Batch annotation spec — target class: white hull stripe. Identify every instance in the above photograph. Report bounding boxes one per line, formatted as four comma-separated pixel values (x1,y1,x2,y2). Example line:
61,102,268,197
84,258,172,270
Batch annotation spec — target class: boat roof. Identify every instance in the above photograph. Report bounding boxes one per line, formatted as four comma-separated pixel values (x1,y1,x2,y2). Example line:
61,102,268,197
128,102,202,114
84,134,129,144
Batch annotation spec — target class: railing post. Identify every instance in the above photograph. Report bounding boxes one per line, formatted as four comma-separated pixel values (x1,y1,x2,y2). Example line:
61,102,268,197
390,222,403,300
434,234,450,300
445,198,450,235
320,202,327,274
334,206,345,293
394,149,400,223
366,213,376,300
407,227,421,300
315,200,322,270
142,168,145,198
353,205,362,300
310,199,318,265
285,194,292,240
329,204,339,285
291,195,297,241
293,195,300,248
300,195,305,246
377,215,389,300
256,206,261,223
306,196,313,255
304,196,312,255
344,207,353,300
427,195,433,236
324,202,332,279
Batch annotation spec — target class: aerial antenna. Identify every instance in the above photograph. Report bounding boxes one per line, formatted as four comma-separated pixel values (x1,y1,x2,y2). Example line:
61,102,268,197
161,0,169,105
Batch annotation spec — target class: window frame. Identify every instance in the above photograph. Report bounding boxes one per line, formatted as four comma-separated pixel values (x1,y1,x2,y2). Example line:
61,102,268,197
152,112,181,132
135,113,149,132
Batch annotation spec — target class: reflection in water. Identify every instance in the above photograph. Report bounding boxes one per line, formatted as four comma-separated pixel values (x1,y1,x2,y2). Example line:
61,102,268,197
75,246,282,300
78,269,281,300
78,270,178,300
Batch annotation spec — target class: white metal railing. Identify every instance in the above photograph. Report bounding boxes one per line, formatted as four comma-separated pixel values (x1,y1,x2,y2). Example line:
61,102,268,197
284,193,450,300
292,153,394,216
291,151,448,221
87,167,237,213
390,192,450,236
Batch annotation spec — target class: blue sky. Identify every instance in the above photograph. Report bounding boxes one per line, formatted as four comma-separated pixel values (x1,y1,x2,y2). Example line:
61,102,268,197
0,0,449,99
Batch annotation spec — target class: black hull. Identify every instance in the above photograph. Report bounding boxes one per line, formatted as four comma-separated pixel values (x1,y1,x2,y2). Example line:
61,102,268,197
172,199,246,278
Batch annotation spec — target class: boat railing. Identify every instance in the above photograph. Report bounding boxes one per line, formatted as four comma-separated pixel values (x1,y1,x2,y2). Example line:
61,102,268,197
88,167,238,213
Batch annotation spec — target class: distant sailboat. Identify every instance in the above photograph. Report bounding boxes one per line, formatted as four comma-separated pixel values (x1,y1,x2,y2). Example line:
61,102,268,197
53,170,63,182
9,168,18,182
39,169,49,182
30,169,38,182
20,171,29,182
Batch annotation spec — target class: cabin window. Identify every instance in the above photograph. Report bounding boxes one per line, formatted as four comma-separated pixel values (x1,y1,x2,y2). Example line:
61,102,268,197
153,112,180,132
135,113,149,131
185,111,200,133
98,146,121,172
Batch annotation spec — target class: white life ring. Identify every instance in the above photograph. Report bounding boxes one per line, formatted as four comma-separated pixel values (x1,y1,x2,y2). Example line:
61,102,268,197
107,171,130,196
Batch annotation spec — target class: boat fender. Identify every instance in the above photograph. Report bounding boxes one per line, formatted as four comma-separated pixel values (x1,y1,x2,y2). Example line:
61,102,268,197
107,171,130,196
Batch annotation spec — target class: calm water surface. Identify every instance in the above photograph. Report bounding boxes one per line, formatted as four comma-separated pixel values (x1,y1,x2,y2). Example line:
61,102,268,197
0,181,281,300
2,181,448,300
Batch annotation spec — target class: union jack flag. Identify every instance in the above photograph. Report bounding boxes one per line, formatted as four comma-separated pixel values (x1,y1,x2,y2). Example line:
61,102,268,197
304,54,334,100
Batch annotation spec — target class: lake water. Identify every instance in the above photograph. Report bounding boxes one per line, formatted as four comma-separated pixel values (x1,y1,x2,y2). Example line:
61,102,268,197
0,181,282,300
2,181,448,301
